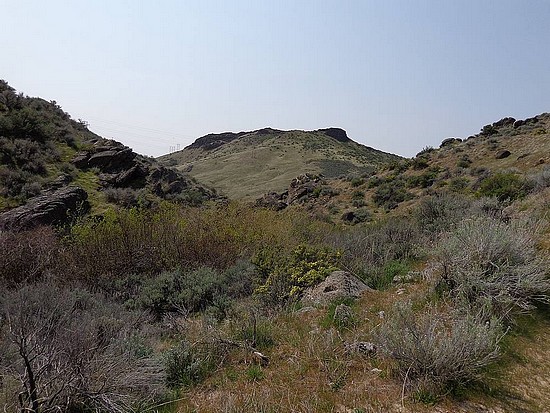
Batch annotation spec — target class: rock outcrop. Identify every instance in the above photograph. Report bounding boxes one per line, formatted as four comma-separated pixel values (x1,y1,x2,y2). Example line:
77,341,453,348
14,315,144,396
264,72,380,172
71,139,216,203
317,128,350,143
301,270,371,306
0,186,89,231
255,173,323,210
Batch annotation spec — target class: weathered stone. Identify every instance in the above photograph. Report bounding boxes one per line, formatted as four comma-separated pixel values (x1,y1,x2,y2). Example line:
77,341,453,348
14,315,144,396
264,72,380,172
495,150,511,159
0,186,89,231
114,165,148,186
72,152,91,168
492,117,515,128
301,271,371,306
513,119,525,128
87,148,136,171
255,192,287,210
440,137,462,148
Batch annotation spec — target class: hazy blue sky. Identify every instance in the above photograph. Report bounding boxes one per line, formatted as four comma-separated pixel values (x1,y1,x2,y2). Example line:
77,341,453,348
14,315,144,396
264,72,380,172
2,1,549,157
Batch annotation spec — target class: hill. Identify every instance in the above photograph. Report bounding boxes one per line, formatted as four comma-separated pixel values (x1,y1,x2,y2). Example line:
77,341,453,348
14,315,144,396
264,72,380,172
158,127,400,199
257,114,550,224
0,80,217,230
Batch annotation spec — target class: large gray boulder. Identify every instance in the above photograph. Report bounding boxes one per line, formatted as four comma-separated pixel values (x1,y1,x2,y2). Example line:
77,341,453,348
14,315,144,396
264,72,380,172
0,186,89,231
301,270,371,306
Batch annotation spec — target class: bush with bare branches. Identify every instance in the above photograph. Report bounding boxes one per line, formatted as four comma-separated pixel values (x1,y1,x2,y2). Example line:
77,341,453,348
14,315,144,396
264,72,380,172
375,303,504,397
0,282,165,412
436,217,550,314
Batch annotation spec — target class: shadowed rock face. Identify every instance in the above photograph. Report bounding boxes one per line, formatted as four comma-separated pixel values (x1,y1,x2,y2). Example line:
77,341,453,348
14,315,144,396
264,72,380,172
0,186,89,231
317,128,350,143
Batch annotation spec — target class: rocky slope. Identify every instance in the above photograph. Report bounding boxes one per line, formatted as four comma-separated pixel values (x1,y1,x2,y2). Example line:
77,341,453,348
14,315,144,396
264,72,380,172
0,80,217,230
159,127,400,199
256,114,550,224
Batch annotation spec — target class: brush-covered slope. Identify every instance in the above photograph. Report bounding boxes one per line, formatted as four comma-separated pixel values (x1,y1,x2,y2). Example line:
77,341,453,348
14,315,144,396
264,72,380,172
159,127,400,199
0,80,217,229
257,114,550,224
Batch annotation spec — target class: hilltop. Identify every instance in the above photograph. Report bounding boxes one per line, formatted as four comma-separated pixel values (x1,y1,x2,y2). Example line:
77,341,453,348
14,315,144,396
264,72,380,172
159,127,400,199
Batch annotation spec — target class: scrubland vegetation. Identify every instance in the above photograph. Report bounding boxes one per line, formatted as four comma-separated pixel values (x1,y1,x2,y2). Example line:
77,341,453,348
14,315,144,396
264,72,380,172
1,81,549,411
1,178,549,412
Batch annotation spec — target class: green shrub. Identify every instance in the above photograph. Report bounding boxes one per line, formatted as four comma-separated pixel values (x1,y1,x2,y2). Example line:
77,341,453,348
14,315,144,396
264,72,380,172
457,156,472,168
132,264,256,319
406,171,437,189
411,157,429,170
164,341,215,389
416,146,435,157
480,124,498,136
372,179,412,210
254,243,341,302
414,193,472,234
477,172,531,201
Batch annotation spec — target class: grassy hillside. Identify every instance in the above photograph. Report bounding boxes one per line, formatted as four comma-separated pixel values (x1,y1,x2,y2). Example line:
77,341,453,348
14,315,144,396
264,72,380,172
159,128,400,199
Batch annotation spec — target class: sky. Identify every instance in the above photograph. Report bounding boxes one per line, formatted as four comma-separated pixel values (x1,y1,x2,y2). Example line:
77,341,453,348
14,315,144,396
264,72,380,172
2,0,549,158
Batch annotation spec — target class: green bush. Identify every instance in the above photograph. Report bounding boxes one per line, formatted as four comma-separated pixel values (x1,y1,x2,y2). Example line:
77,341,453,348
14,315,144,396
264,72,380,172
414,193,472,234
254,243,341,302
164,341,215,389
477,172,531,201
416,146,435,157
372,179,412,210
130,263,256,319
411,157,429,170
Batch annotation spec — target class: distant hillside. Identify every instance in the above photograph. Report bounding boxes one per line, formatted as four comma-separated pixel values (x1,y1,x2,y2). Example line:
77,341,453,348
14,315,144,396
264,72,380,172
256,114,550,224
158,127,400,199
0,80,217,229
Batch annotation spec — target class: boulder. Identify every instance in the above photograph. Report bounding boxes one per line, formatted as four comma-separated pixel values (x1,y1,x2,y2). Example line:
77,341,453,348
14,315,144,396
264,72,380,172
492,117,515,128
286,173,323,204
255,192,287,210
301,270,371,306
513,119,525,128
495,150,511,159
87,147,136,171
440,137,462,148
0,186,89,231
